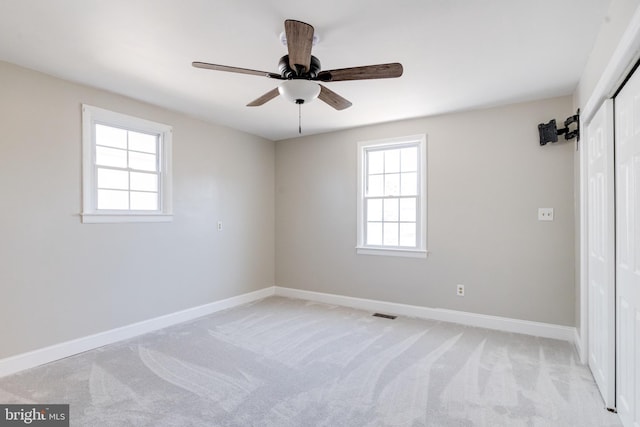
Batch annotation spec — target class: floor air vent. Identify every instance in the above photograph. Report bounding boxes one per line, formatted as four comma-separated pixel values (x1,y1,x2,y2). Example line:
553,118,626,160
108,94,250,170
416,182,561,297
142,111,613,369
372,313,397,320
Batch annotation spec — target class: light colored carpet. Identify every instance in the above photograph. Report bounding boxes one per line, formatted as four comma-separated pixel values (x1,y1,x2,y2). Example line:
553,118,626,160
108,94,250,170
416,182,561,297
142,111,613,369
0,296,621,426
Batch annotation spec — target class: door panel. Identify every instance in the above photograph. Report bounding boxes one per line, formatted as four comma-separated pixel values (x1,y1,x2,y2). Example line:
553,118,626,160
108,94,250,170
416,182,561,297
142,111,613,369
586,99,616,409
615,68,640,427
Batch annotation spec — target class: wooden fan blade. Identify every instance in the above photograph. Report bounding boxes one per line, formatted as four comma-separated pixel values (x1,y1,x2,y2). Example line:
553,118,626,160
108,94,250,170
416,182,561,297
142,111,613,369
193,62,282,79
318,85,352,110
247,88,280,107
317,63,403,82
284,19,314,74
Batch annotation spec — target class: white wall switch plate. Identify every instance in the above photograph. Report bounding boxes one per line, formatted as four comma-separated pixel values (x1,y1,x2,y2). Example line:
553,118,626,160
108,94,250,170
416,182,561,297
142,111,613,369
538,208,554,221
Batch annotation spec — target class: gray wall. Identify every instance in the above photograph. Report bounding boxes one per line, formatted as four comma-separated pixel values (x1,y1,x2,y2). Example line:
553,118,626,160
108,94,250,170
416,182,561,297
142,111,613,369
276,96,575,326
0,61,275,359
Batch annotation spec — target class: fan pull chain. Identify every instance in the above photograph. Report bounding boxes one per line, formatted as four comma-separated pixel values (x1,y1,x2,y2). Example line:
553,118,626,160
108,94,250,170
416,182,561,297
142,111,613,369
298,103,302,134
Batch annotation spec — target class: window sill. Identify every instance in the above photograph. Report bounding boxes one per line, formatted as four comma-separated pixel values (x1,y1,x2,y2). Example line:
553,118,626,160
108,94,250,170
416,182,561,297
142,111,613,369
81,213,173,224
356,246,428,259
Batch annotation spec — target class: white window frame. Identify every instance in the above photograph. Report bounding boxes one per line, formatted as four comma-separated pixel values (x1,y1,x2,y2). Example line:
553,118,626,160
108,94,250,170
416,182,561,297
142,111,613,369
81,104,173,223
356,134,428,258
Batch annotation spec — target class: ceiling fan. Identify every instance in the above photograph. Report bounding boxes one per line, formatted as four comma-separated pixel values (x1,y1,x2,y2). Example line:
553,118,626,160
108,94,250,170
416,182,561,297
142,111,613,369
192,19,403,119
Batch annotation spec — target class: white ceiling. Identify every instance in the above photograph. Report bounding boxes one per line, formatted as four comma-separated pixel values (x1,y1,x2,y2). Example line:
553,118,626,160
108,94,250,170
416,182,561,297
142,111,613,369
0,0,611,141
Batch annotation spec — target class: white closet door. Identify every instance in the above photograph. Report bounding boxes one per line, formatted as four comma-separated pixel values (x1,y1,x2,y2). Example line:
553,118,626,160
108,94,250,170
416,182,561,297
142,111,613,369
586,99,616,409
615,66,640,427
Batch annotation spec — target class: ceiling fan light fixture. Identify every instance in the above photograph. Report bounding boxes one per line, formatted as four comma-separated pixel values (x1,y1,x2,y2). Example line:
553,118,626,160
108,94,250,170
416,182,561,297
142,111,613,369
278,79,321,104
193,19,402,113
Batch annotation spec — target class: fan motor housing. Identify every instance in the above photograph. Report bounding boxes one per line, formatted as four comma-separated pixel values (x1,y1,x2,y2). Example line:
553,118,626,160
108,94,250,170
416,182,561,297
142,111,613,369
279,55,321,79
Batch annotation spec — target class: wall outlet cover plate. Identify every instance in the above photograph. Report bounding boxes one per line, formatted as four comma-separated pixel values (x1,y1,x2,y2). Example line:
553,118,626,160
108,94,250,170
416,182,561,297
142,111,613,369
538,208,554,221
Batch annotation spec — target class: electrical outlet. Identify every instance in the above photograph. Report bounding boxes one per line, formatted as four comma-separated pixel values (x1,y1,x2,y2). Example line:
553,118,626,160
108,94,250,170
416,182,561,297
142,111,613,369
217,220,223,232
538,208,554,221
456,284,465,297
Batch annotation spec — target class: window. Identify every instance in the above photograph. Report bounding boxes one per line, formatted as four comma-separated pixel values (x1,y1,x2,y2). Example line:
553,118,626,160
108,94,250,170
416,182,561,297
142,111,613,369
357,134,427,258
81,105,173,223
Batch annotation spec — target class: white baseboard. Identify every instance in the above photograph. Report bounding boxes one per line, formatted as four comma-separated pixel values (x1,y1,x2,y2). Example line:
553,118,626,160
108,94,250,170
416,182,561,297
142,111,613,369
274,286,576,342
0,286,276,378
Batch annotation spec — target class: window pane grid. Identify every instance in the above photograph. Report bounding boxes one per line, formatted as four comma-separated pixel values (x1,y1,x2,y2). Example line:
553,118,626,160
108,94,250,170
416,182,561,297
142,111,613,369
365,145,419,199
364,195,418,248
364,143,420,249
94,124,161,211
357,135,425,255
366,222,417,248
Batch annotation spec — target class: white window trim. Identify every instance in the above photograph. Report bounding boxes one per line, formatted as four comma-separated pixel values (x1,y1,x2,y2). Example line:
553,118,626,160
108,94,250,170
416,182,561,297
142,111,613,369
356,134,428,258
81,104,173,223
